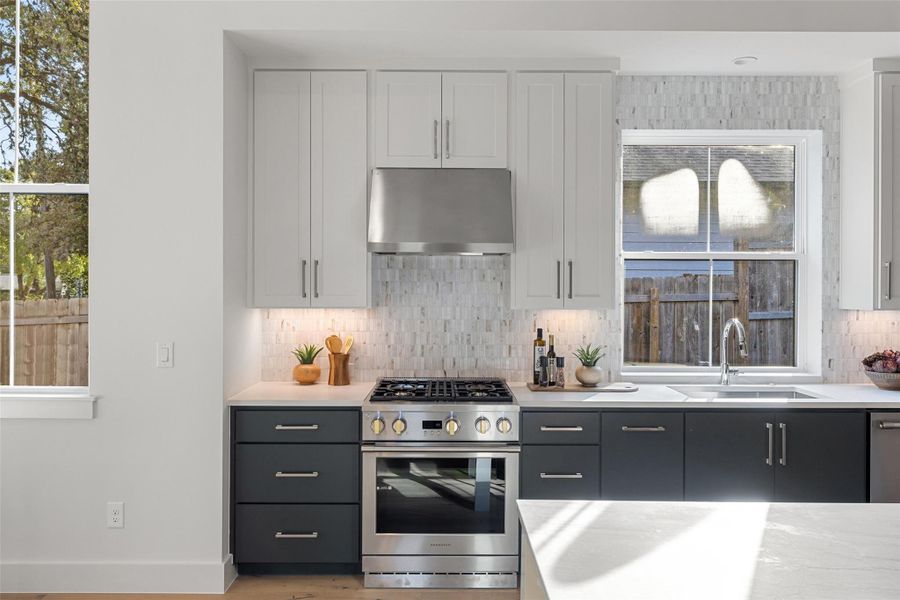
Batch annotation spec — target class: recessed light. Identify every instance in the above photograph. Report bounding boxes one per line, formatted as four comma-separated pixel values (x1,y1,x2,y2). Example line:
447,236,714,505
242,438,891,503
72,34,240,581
733,56,758,66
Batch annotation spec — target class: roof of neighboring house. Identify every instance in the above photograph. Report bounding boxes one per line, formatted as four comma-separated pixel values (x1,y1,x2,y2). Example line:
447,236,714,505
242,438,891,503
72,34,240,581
623,145,795,182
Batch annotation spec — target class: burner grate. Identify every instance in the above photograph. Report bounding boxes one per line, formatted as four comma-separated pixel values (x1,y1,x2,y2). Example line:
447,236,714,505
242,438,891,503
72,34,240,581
369,378,512,403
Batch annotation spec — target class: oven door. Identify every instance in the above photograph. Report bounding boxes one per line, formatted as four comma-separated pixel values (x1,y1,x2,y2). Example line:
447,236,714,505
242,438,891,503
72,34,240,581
362,445,520,557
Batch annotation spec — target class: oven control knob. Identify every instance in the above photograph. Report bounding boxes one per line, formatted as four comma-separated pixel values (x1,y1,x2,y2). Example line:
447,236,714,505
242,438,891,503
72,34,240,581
370,417,385,435
475,417,491,434
496,417,513,434
445,417,460,436
391,417,407,435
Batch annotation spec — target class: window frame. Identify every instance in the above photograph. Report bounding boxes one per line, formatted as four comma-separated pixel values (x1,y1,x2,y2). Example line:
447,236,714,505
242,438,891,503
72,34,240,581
1,0,92,416
618,129,823,383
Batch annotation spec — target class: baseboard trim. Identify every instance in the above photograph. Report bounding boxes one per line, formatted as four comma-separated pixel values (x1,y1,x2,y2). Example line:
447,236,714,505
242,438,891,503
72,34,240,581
0,555,235,593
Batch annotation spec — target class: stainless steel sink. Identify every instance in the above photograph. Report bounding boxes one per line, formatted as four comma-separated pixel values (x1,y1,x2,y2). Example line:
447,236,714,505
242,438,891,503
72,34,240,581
669,385,818,400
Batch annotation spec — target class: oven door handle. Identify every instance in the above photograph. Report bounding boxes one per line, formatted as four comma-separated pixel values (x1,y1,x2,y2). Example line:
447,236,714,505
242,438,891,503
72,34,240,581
361,445,520,453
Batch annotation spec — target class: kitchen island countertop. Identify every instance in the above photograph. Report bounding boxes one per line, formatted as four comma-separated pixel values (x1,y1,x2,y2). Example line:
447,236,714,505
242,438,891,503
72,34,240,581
518,499,900,600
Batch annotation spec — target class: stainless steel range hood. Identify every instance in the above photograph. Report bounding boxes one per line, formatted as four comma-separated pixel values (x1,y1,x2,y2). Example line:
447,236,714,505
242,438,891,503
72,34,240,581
367,168,514,254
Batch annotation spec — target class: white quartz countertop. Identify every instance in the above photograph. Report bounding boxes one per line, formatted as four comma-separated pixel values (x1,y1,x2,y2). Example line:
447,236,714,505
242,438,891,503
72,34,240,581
518,499,900,600
511,382,900,409
228,381,374,407
227,381,900,409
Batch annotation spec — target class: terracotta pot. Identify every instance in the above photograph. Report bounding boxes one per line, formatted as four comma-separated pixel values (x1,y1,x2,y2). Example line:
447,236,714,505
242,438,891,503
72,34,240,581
293,363,321,385
575,365,603,387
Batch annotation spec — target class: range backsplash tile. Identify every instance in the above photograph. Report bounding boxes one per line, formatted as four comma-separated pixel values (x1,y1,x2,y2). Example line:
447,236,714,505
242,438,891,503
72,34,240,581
261,75,900,384
262,255,616,382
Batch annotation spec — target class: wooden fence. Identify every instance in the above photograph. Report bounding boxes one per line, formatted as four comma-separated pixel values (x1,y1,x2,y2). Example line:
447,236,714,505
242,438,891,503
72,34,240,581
624,263,795,367
0,298,89,386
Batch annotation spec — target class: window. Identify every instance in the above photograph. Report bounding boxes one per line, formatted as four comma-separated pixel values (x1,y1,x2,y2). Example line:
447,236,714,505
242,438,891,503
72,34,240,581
1,0,89,388
621,131,822,377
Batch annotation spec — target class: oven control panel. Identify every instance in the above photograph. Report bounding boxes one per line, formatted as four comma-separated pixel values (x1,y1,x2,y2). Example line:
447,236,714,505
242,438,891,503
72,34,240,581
362,409,519,443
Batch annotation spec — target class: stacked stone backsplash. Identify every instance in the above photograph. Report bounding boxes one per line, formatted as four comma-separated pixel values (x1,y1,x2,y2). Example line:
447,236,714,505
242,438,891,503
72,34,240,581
262,255,617,382
261,75,900,384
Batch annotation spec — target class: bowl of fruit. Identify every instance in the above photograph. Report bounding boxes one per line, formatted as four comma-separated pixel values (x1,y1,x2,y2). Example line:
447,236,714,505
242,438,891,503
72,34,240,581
862,349,900,390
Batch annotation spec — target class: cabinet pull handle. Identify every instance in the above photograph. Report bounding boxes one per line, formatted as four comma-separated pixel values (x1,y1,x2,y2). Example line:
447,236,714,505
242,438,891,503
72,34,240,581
433,119,439,159
275,471,319,478
884,261,892,301
540,472,583,479
568,261,573,299
556,260,561,299
445,119,450,159
275,531,318,539
540,425,583,432
621,426,666,433
301,259,308,298
275,424,319,431
879,421,900,430
313,259,319,298
778,423,787,466
765,422,774,466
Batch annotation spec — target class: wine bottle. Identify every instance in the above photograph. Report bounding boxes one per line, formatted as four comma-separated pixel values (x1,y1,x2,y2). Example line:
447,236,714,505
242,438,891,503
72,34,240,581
533,328,546,385
547,334,557,386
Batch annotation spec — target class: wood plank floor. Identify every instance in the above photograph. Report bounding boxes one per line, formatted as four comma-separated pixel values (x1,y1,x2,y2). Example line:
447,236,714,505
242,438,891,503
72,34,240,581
0,575,520,600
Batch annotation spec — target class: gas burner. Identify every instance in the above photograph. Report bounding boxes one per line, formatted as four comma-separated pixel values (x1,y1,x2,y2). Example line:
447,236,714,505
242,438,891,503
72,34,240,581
368,377,513,404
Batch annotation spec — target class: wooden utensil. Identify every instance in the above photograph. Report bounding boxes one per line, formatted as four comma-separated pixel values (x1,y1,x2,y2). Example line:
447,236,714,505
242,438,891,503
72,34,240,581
325,335,343,354
342,335,354,354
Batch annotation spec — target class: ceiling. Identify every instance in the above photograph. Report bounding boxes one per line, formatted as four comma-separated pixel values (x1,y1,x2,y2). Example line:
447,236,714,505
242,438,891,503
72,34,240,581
230,30,900,74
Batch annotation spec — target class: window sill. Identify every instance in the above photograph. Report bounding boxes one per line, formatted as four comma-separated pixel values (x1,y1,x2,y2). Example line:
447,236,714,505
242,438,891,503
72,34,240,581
0,390,96,419
619,371,824,385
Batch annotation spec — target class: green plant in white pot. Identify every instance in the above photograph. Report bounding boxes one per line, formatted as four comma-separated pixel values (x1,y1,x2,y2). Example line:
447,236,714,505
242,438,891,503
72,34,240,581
573,344,606,387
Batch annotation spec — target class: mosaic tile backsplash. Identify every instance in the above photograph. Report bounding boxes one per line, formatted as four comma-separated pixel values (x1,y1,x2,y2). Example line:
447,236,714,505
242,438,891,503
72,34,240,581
262,255,617,383
261,75,900,383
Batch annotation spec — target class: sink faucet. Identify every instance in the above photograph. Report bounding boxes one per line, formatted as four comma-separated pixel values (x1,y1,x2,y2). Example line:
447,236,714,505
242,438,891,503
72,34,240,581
720,318,748,385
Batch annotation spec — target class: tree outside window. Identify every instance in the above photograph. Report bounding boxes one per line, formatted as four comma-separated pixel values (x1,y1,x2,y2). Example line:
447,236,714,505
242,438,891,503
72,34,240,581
1,0,89,387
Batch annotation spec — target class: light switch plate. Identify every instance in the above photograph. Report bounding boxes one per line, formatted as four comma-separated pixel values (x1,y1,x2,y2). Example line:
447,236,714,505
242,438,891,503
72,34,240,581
156,342,174,368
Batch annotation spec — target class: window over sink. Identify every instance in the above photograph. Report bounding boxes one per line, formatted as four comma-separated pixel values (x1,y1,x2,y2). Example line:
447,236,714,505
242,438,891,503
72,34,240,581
620,131,822,378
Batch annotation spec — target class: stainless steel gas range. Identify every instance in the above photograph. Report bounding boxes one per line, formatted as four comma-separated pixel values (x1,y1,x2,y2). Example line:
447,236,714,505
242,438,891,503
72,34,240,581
361,378,520,589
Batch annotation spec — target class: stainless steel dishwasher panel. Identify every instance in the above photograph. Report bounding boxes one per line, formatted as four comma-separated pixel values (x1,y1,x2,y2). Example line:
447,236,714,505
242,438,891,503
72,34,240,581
870,413,900,502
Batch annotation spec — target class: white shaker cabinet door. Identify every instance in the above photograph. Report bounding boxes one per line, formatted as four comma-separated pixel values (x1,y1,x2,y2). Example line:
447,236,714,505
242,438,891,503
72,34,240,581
310,71,368,308
252,71,311,307
879,73,900,309
513,73,565,308
563,72,615,309
442,72,508,168
374,71,442,167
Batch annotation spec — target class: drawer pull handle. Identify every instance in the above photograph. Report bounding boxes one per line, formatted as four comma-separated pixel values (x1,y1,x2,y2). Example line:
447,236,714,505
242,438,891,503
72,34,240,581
621,426,666,433
879,421,900,430
275,471,319,478
540,425,583,432
275,531,318,539
275,424,319,431
540,472,583,479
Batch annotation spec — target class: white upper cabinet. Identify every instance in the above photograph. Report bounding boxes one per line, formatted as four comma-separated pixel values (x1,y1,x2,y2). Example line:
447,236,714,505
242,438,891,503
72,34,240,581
513,73,565,308
879,73,900,309
310,71,369,308
252,70,368,308
512,72,615,310
375,71,508,168
253,71,311,307
840,64,900,310
563,73,615,309
375,72,442,167
442,72,508,168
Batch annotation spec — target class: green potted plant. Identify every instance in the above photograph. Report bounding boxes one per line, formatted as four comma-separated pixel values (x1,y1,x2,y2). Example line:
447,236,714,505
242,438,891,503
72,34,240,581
573,344,606,387
292,343,324,385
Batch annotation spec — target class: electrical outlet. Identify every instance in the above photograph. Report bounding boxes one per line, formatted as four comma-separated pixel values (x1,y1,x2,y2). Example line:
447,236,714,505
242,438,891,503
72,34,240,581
107,501,124,528
156,342,174,368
